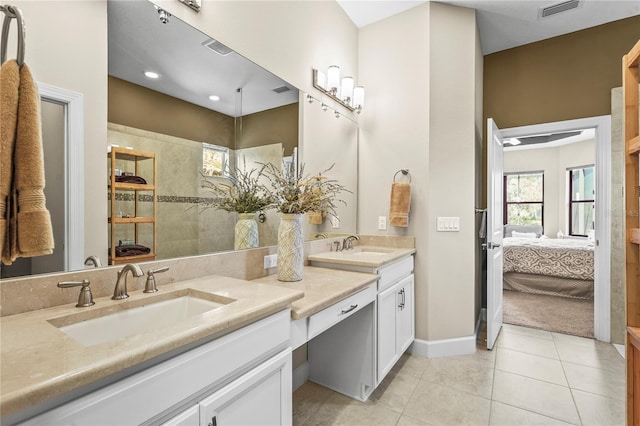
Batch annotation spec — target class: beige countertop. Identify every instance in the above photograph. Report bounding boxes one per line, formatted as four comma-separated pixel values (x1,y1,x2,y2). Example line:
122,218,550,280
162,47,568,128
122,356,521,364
307,245,416,269
252,266,379,319
0,275,303,419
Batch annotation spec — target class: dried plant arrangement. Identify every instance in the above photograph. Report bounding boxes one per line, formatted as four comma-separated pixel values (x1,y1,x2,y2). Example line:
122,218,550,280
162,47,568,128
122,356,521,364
199,163,274,213
260,161,349,216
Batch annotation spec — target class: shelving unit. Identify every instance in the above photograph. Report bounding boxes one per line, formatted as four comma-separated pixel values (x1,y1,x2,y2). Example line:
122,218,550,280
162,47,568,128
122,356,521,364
624,38,640,425
108,147,157,265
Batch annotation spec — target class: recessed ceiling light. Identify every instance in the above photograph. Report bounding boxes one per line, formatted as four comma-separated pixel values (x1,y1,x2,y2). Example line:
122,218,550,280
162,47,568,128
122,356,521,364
144,71,160,79
209,95,220,101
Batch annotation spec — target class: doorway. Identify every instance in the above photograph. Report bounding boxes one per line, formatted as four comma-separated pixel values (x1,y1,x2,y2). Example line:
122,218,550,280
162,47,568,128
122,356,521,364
496,116,611,342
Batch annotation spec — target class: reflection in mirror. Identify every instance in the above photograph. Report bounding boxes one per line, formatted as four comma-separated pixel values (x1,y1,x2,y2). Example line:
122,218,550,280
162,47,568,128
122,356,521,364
2,100,65,278
301,99,358,239
106,0,299,263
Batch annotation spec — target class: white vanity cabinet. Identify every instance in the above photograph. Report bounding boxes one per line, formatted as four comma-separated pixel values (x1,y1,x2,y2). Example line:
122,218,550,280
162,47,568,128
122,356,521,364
17,310,292,426
162,349,291,426
309,253,415,386
377,273,414,382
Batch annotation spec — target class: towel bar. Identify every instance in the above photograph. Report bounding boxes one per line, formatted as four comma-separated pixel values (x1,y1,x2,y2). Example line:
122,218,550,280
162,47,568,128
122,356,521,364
1,4,25,66
393,169,411,183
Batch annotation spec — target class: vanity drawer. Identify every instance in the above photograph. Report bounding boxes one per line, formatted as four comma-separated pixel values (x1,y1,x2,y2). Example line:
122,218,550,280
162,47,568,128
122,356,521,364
378,256,414,292
308,285,376,340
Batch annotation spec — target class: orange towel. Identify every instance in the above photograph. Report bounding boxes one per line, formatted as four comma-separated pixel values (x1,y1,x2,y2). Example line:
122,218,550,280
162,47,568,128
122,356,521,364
0,60,54,264
389,182,411,227
0,60,20,263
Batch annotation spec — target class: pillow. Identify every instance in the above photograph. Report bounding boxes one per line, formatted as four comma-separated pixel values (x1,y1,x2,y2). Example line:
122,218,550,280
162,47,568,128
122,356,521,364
512,231,537,239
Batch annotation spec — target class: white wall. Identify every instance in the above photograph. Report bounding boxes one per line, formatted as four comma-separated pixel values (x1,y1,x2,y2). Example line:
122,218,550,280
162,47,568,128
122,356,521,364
504,139,596,237
359,3,481,344
9,1,108,262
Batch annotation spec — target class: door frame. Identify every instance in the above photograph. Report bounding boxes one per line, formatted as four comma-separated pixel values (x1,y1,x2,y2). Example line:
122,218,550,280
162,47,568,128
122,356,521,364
500,115,611,342
38,82,84,272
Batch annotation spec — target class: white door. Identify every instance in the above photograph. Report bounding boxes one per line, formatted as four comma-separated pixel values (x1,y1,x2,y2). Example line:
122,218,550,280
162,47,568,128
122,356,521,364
487,118,505,350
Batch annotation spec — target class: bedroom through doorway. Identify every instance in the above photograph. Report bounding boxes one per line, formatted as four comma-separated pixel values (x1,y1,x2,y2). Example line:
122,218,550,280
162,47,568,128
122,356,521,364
497,116,611,341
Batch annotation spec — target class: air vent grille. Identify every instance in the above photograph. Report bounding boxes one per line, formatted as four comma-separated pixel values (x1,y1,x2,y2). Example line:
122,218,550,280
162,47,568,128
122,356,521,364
201,38,233,56
272,86,291,94
540,0,580,18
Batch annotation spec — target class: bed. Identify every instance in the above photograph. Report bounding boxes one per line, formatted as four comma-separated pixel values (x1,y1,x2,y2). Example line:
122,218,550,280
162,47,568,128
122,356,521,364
502,234,595,300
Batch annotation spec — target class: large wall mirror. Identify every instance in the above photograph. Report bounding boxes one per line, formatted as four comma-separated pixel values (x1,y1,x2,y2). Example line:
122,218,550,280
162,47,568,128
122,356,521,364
2,0,358,279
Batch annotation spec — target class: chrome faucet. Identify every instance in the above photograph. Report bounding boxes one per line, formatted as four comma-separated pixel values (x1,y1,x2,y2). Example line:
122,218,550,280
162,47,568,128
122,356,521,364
343,234,360,250
112,263,143,300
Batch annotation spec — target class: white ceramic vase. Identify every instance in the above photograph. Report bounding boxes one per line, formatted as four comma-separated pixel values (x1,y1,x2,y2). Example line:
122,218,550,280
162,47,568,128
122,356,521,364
234,213,259,250
277,213,304,281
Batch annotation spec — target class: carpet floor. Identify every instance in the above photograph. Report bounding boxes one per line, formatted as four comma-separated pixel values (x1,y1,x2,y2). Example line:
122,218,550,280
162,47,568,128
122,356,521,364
503,290,594,339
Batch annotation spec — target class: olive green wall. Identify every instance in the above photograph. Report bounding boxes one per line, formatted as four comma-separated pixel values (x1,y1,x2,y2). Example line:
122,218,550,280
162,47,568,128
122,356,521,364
484,16,640,129
238,103,299,157
108,76,235,148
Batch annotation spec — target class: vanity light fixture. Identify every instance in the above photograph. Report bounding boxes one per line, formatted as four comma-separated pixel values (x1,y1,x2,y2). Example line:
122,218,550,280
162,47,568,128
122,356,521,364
144,71,160,79
209,95,220,101
312,68,365,114
154,5,171,24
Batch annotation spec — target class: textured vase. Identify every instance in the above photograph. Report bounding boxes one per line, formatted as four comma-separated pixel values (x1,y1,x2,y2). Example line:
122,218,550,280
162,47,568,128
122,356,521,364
277,213,304,281
234,213,259,250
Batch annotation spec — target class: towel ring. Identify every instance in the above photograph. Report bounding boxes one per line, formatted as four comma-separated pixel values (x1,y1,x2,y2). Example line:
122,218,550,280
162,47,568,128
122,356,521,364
393,169,411,183
1,4,26,67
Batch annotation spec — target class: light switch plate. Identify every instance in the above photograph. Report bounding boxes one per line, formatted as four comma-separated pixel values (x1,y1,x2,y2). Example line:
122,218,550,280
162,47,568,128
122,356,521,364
437,217,460,232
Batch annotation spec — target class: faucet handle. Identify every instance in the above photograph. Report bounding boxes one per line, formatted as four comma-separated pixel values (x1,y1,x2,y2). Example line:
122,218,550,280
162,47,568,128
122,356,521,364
58,279,95,307
144,266,170,293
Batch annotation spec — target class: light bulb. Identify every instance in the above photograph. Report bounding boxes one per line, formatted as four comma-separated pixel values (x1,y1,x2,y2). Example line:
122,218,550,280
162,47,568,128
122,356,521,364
353,86,365,113
327,65,340,96
341,76,354,105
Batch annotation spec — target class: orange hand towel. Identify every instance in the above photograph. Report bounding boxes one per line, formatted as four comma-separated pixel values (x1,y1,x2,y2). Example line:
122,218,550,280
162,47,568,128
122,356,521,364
389,182,411,227
13,63,54,259
0,60,20,264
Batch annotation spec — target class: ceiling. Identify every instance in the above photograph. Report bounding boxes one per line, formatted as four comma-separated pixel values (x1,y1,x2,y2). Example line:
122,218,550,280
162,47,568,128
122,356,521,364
109,1,639,117
108,0,298,117
337,0,640,54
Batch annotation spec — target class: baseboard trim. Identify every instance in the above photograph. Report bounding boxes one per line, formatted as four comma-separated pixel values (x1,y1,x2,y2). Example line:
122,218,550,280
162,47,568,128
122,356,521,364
292,361,309,391
409,335,477,359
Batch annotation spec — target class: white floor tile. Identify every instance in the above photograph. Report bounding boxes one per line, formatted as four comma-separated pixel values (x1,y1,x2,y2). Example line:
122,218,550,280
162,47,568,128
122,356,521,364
489,401,576,425
563,361,625,401
572,389,625,426
497,330,559,359
492,370,580,424
495,347,567,386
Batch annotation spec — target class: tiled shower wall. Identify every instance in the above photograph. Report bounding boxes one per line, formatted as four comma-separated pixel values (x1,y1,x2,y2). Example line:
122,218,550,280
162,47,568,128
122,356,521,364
107,124,284,258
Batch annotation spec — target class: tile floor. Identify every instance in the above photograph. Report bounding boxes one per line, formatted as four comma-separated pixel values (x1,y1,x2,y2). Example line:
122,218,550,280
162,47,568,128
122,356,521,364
293,324,625,425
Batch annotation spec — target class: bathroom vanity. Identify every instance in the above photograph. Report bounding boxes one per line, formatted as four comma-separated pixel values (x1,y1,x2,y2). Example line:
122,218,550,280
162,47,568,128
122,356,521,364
0,276,303,425
308,246,416,386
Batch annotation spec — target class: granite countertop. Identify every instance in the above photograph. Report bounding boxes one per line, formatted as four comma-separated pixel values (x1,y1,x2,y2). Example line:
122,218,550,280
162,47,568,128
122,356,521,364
0,275,304,419
307,245,416,269
252,266,379,319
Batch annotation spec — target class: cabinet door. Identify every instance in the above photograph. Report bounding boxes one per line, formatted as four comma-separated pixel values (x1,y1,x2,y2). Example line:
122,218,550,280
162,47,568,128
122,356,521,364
396,274,415,355
377,283,399,382
160,405,199,426
199,350,291,426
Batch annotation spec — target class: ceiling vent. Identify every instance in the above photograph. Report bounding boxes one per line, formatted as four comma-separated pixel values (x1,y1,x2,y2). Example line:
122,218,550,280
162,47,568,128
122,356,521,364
539,0,580,18
272,86,291,94
201,38,233,56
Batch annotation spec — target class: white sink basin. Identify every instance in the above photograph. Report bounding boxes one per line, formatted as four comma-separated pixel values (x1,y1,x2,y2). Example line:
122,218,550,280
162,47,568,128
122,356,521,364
50,291,232,347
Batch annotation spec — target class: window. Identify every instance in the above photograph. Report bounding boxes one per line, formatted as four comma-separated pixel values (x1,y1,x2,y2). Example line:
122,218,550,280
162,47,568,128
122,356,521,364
569,166,595,237
504,172,544,226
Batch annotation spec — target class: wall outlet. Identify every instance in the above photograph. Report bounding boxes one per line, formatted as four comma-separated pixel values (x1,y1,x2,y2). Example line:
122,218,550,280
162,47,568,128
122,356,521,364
263,254,277,269
331,216,340,229
378,216,387,230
